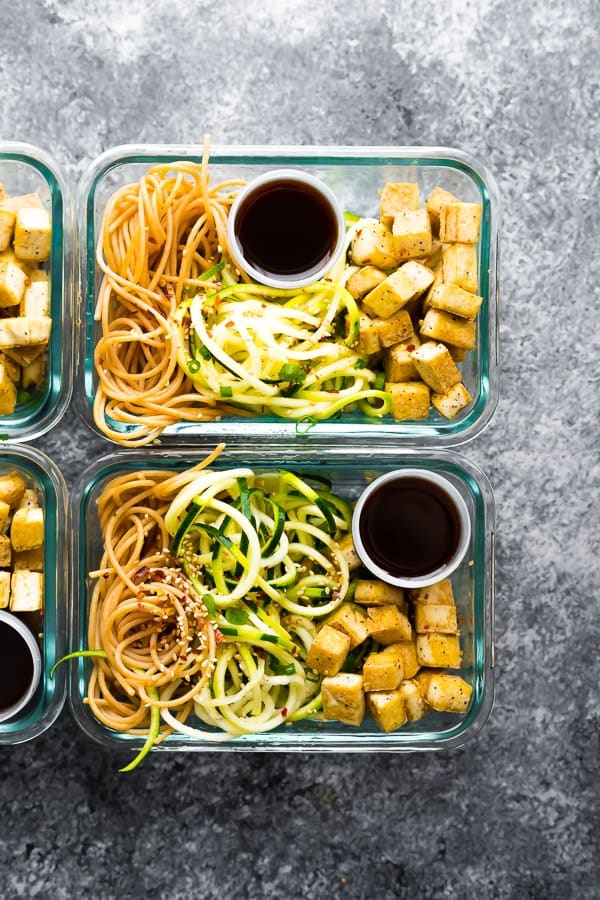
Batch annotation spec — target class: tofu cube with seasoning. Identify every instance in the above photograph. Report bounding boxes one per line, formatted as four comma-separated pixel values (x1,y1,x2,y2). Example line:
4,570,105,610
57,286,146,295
366,605,412,644
10,570,43,612
384,337,421,383
354,580,406,609
21,356,46,391
0,533,11,566
0,209,16,251
0,571,10,608
420,309,476,350
13,547,44,572
2,193,43,212
442,243,478,293
325,602,370,649
20,278,50,318
414,603,459,635
379,182,420,226
389,640,420,679
428,283,483,320
439,202,482,244
322,673,365,726
362,262,433,319
426,672,473,713
372,311,414,348
421,239,443,271
0,471,27,507
367,689,407,732
338,534,362,572
425,187,459,236
410,342,462,394
346,265,387,300
392,208,432,260
0,316,52,349
386,381,431,421
306,624,350,676
0,360,17,415
0,499,10,532
362,645,404,692
432,382,472,419
10,506,44,551
356,315,381,355
350,221,400,269
399,679,429,721
413,668,441,698
0,260,27,308
411,579,455,605
13,208,52,262
416,634,462,668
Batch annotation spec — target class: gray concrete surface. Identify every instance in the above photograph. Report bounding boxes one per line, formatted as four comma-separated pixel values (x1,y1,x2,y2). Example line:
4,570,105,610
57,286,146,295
1,0,599,897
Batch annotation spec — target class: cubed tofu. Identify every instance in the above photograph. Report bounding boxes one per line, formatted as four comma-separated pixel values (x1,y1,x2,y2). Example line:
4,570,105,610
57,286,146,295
18,489,39,510
13,547,44,572
1,193,43,212
416,634,462,668
21,356,46,390
0,499,10,532
384,337,421,383
362,262,434,319
10,570,43,612
0,260,27,308
413,668,443,699
13,208,52,262
0,209,16,252
432,382,472,419
0,571,10,608
10,506,44,551
322,673,365,726
448,345,467,363
386,381,431,421
439,202,482,244
426,672,473,713
410,341,462,394
372,311,414,348
425,187,459,236
379,182,420,226
3,344,47,367
414,603,459,635
420,309,476,350
422,264,443,314
0,360,17,415
392,208,432,259
346,265,387,300
388,640,420,679
350,220,400,269
366,605,412,644
356,315,381,355
338,534,362,572
399,679,429,721
354,580,406,609
367,689,407,732
0,316,52,349
0,352,20,383
306,624,350,676
0,471,26,507
442,243,478,294
0,533,11,566
411,579,455,605
428,283,483,320
20,278,50,318
363,646,404,692
325,602,370,649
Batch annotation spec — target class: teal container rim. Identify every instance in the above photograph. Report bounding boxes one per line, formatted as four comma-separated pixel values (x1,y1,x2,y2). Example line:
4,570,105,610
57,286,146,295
0,142,73,441
69,443,495,754
0,443,69,744
75,143,500,449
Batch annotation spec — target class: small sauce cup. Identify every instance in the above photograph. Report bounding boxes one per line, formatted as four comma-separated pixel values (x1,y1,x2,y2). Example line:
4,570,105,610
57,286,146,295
0,610,42,723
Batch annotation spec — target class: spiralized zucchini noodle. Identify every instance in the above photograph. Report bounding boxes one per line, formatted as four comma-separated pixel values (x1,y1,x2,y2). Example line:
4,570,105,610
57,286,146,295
83,445,353,763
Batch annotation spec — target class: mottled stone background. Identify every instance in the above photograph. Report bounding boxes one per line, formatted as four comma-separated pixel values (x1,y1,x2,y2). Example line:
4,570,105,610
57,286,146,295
1,1,599,898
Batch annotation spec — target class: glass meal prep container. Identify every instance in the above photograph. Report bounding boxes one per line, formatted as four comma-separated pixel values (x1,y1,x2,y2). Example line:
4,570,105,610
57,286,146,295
0,444,68,744
69,444,495,753
0,142,72,441
75,144,500,448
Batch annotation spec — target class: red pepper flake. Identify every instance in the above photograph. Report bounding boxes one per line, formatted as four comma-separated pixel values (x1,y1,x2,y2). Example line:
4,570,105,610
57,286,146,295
214,629,224,644
291,645,297,656
133,566,150,583
153,569,166,582
406,344,415,352
281,707,288,718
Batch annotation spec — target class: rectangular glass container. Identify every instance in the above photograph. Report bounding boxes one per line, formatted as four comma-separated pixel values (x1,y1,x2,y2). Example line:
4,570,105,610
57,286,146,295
0,445,68,744
0,143,72,440
70,444,494,753
76,144,500,448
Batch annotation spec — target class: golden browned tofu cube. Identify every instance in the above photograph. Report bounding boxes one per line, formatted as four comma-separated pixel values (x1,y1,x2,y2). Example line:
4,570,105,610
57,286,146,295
14,207,51,262
362,262,433,319
346,265,387,300
306,624,351,676
413,668,441,698
0,352,20,383
350,220,400,269
411,579,455,605
18,489,39,510
448,345,467,363
21,356,46,391
379,182,420,226
420,239,443,271
0,316,52,349
356,315,381,355
354,580,406,609
21,278,50,318
416,634,462,668
428,283,483,320
0,499,10,533
439,202,482,244
414,603,459,635
0,471,26,507
0,533,11,566
422,264,443,314
442,243,478,293
3,344,47,367
366,605,412,644
384,337,421,383
389,640,420,678
363,646,404,692
322,673,365,726
0,571,10,609
420,309,476,350
386,381,431,421
0,209,16,252
0,260,27,308
367,689,407,732
10,570,43,612
399,679,429,721
13,547,44,572
325,602,370,649
432,382,472,419
0,360,17,415
10,506,44,552
372,311,414,348
338,534,362,572
410,341,462,394
392,208,432,260
426,672,472,713
425,187,459,236
1,193,43,212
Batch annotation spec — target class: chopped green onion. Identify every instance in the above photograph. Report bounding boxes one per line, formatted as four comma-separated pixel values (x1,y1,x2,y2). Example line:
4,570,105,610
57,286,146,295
17,389,32,404
225,606,248,626
373,372,386,390
219,386,233,398
278,362,306,385
187,359,201,374
203,593,217,616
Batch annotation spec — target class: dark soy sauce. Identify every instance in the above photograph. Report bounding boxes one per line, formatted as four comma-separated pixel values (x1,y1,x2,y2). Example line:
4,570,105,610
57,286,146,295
0,620,34,712
359,477,461,578
234,179,339,277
